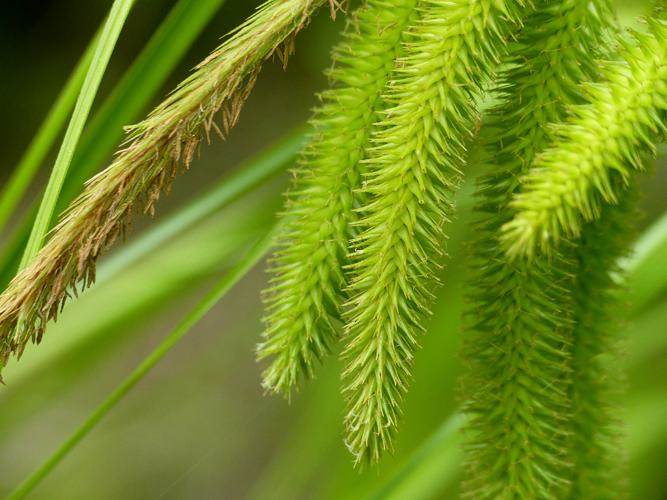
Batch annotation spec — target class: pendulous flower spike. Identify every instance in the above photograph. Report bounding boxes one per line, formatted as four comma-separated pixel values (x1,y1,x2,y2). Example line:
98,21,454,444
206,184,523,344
502,11,667,260
258,0,419,397
0,0,338,371
462,1,618,498
568,187,636,499
342,0,526,466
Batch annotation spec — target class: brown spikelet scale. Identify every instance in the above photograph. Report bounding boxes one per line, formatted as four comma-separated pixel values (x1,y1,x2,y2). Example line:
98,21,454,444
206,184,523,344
0,0,339,372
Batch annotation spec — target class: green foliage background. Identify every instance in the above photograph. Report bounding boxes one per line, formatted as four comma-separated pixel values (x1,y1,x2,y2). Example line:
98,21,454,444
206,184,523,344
0,0,666,498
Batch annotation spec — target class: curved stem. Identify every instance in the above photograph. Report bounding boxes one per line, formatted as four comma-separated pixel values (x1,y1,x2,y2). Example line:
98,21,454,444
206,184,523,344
6,225,277,499
19,0,136,270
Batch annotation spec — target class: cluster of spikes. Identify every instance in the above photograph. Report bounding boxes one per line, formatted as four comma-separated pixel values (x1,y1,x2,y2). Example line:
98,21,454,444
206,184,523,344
0,0,666,497
261,0,667,494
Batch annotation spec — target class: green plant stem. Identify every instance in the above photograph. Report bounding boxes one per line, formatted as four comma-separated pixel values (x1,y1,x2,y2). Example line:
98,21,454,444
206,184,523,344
19,0,136,271
623,210,667,310
0,0,227,287
0,32,98,236
6,225,278,500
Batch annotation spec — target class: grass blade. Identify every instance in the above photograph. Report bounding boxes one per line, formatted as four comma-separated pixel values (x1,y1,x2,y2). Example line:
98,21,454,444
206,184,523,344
0,0,227,286
624,211,667,311
19,0,136,270
6,224,278,499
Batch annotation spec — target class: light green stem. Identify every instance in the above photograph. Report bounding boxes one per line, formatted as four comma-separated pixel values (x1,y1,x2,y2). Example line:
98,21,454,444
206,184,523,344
0,0,226,287
19,0,136,270
6,226,277,499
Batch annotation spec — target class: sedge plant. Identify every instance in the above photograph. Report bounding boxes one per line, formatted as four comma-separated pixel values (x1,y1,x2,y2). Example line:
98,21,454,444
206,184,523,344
340,0,524,464
1,0,667,497
259,0,418,397
502,8,667,258
0,0,337,365
462,1,618,498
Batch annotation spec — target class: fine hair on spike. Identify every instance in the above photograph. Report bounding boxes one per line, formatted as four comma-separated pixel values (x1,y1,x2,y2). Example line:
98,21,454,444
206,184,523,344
501,12,667,260
0,0,338,372
461,1,623,497
341,0,526,465
259,0,419,398
567,186,636,499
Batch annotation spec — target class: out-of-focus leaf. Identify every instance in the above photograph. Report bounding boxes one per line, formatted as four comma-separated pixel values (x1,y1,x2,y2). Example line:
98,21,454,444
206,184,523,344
0,0,228,286
6,225,278,499
625,211,667,312
20,0,137,269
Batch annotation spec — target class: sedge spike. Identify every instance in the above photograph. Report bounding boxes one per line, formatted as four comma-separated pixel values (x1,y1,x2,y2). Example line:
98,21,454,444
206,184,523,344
259,0,418,397
462,1,615,498
501,12,667,260
341,0,525,465
0,0,338,370
567,188,637,499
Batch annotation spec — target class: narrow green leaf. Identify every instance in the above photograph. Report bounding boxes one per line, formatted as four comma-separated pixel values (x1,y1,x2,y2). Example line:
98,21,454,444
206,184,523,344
19,0,136,270
0,0,227,286
624,211,667,311
6,225,278,500
369,414,464,500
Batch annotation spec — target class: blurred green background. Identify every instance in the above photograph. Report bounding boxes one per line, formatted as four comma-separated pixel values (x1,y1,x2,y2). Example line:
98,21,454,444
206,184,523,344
1,1,666,498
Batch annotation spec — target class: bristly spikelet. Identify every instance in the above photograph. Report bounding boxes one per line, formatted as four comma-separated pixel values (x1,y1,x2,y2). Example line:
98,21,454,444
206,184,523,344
259,0,418,397
567,189,635,500
462,1,613,497
341,0,526,465
501,13,667,260
0,0,337,371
